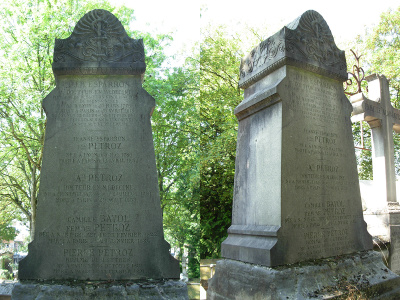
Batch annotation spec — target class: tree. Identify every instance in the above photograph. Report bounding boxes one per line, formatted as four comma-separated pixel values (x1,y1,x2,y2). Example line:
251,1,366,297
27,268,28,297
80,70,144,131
148,51,201,277
363,7,400,178
199,24,265,258
364,7,400,107
0,204,18,241
344,6,400,179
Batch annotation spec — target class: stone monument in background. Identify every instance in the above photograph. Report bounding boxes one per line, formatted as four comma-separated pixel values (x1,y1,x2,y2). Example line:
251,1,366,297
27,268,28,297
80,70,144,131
208,10,400,299
352,75,400,208
13,9,187,299
351,74,400,273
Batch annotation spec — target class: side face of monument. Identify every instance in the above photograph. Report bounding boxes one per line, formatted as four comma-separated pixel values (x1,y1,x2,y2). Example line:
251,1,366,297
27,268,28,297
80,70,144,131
18,9,179,280
221,10,372,266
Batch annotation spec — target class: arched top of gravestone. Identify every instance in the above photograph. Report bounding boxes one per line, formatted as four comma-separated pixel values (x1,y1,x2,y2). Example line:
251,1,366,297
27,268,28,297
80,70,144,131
239,10,347,89
52,9,146,76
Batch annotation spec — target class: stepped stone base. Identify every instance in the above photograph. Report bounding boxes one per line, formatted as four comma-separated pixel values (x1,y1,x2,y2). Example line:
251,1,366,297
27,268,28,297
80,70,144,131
207,251,400,300
12,279,188,300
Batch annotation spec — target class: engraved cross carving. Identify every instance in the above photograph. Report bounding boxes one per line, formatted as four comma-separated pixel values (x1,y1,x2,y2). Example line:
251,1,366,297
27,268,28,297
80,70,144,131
93,20,108,61
95,20,106,37
351,74,400,206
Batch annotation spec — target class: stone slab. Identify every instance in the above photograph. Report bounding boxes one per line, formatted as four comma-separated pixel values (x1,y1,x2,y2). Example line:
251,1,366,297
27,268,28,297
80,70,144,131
389,225,400,274
18,9,179,281
52,9,146,77
11,280,188,300
0,281,15,296
207,251,400,300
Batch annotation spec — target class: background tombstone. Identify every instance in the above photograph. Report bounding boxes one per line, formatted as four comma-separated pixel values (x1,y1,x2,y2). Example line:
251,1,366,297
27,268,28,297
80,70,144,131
351,74,400,273
208,10,400,299
13,9,187,299
352,74,400,207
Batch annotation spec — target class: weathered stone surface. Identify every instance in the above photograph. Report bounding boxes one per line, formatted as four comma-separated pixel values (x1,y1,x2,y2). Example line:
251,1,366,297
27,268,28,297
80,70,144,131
239,10,347,89
360,180,390,242
0,281,15,296
221,10,372,267
207,252,400,300
18,9,179,281
52,9,146,76
12,280,188,300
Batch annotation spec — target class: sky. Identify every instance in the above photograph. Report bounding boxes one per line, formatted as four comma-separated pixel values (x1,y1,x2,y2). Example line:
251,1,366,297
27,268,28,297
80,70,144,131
112,0,399,57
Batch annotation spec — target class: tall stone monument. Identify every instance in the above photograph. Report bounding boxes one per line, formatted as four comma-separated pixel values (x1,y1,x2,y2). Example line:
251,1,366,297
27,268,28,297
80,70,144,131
352,74,400,207
222,9,372,267
208,10,400,299
13,9,187,299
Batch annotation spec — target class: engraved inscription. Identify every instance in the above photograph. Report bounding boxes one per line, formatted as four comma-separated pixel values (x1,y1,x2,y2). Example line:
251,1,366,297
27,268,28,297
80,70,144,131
56,83,136,127
283,70,363,259
284,73,344,126
59,151,140,165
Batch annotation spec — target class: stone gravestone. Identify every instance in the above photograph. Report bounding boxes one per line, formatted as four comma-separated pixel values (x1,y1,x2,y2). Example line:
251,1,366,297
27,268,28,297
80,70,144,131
208,10,400,299
352,74,400,207
13,9,187,299
351,74,400,273
222,10,372,267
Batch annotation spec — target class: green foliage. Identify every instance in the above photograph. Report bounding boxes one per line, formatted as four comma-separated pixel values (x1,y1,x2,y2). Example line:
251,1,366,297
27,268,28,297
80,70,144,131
200,25,266,259
0,215,18,242
199,25,264,258
0,198,19,241
0,226,17,241
199,23,269,258
352,122,373,180
0,269,13,280
363,7,400,177
364,7,400,107
199,25,240,258
344,6,400,178
147,51,200,277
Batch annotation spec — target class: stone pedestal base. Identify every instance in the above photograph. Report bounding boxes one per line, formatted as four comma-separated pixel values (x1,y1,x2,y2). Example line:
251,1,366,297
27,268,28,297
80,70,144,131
12,279,188,300
207,251,400,300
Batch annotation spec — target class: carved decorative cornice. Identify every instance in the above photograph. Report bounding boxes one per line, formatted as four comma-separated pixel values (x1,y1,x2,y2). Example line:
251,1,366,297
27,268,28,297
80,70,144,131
239,10,347,89
52,9,145,76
